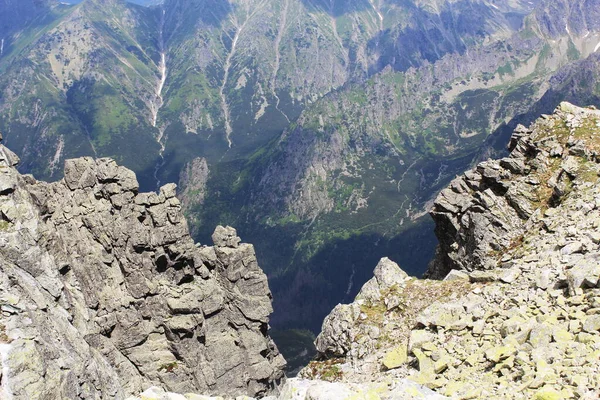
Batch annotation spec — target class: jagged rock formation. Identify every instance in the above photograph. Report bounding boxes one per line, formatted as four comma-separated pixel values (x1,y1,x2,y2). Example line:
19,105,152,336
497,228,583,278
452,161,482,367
0,135,284,399
301,103,600,399
428,102,600,279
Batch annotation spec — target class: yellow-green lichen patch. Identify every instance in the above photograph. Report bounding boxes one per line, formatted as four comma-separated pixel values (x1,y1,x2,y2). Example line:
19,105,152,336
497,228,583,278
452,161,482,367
382,345,408,370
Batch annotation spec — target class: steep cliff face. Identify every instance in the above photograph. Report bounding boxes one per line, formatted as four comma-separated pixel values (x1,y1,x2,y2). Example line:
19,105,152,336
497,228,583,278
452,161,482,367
0,136,284,399
304,103,600,399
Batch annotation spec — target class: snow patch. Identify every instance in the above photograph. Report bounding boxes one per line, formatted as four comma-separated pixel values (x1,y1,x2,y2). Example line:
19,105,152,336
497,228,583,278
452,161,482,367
150,9,167,128
0,39,4,56
595,41,600,52
49,135,65,173
220,22,242,148
151,8,168,189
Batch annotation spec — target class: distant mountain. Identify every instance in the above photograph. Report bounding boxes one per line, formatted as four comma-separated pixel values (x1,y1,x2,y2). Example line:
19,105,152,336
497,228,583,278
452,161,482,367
206,0,600,328
0,0,56,39
1,0,599,334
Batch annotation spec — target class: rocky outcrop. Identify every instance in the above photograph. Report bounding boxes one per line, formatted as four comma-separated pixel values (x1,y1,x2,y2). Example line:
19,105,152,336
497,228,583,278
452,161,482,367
304,103,600,399
179,157,209,211
426,125,537,279
0,136,284,399
428,102,600,279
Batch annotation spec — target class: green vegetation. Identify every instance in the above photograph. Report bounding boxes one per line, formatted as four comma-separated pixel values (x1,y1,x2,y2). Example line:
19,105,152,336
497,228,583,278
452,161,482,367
497,62,514,78
158,362,178,373
567,39,581,62
0,221,11,231
303,359,344,382
535,44,552,72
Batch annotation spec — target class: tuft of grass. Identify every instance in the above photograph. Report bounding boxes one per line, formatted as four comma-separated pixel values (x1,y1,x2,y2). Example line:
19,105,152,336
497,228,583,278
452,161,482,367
158,361,178,373
0,324,10,343
303,358,344,382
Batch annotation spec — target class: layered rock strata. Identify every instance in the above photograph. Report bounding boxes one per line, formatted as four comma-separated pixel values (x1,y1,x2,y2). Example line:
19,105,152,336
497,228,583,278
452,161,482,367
303,103,600,399
0,136,285,399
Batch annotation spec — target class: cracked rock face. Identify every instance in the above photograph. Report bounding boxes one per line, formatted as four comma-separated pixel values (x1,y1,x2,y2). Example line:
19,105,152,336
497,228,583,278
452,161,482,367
428,102,600,279
0,140,285,399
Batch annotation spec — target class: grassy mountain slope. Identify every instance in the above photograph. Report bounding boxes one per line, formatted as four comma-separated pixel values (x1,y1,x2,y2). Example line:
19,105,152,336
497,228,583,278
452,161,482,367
0,0,164,187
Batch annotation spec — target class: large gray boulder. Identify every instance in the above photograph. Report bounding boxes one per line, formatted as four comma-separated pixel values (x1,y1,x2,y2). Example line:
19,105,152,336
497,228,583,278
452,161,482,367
0,141,285,399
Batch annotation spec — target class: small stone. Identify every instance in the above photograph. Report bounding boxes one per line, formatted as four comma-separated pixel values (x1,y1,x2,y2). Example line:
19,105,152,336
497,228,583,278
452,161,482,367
472,320,485,335
421,342,437,352
444,270,469,281
417,302,466,329
413,349,433,374
499,267,521,284
373,257,409,288
587,231,600,244
535,270,551,290
211,226,241,248
529,324,552,348
382,345,408,370
552,328,573,342
583,315,600,332
469,271,497,283
485,345,516,363
465,353,480,366
434,358,450,374
139,387,166,400
561,241,583,255
160,183,177,199
534,387,562,400
500,316,525,337
566,263,600,295
568,320,582,333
